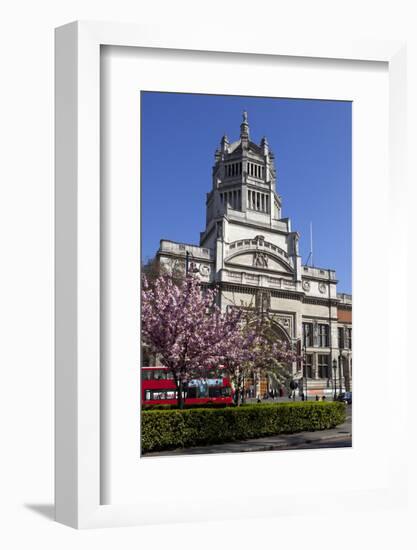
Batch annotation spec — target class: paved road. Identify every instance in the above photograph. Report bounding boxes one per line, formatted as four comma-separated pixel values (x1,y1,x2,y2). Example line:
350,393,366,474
144,405,352,457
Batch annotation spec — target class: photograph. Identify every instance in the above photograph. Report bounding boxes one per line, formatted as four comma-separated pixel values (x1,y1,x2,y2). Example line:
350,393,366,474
140,91,352,457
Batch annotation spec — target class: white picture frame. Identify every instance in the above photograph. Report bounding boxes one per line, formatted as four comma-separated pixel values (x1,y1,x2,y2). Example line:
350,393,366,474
55,21,408,529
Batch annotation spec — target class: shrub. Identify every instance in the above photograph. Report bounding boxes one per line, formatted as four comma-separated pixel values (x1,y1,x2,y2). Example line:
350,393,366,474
141,401,346,453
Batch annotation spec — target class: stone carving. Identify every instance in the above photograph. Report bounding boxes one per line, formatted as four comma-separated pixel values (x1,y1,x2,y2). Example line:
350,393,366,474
255,290,270,312
171,259,184,274
277,317,290,329
313,321,319,347
253,251,268,267
318,283,326,294
199,264,210,276
292,232,300,256
302,280,311,292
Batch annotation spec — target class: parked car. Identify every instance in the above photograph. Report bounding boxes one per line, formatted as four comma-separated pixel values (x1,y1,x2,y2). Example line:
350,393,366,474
337,391,352,404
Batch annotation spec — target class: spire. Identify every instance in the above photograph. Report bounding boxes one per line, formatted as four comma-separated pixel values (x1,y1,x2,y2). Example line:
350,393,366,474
240,111,249,140
261,136,269,155
220,134,229,153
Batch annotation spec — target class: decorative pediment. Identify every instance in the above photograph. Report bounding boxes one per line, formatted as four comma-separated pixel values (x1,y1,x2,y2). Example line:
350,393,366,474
225,237,293,273
225,251,293,274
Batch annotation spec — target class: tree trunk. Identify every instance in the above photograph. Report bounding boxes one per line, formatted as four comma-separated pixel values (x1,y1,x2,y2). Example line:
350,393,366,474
172,371,184,410
177,379,184,410
235,373,242,406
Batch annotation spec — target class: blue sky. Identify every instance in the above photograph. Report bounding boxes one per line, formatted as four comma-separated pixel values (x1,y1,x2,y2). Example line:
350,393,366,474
141,92,352,294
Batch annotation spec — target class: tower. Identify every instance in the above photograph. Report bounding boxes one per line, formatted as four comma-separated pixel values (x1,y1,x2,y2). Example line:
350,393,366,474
200,112,301,283
202,112,281,239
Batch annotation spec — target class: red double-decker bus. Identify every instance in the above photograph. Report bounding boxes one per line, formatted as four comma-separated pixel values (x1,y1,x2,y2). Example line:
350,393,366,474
141,366,234,407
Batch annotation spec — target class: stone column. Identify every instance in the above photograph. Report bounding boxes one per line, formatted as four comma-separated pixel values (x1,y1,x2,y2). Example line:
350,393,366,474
313,352,319,379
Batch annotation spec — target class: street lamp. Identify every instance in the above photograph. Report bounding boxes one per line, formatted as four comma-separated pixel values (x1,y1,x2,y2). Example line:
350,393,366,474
303,343,308,401
338,348,343,395
347,351,351,392
332,359,337,400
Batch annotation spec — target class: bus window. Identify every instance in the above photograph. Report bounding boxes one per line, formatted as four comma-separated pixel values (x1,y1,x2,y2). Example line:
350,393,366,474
145,390,178,401
208,386,222,398
187,386,198,398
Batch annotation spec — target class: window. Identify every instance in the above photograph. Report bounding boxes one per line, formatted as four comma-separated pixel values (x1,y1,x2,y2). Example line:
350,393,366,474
208,386,222,398
303,322,313,347
142,370,152,380
338,327,345,349
141,369,173,380
318,324,329,347
318,355,330,378
187,386,198,398
347,328,352,349
303,354,313,378
144,389,178,401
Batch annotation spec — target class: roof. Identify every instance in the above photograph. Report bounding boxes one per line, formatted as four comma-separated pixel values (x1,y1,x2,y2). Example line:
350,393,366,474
227,139,264,157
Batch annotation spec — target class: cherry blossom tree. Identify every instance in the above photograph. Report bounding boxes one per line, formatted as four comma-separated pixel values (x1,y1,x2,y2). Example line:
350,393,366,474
220,318,296,405
141,274,243,408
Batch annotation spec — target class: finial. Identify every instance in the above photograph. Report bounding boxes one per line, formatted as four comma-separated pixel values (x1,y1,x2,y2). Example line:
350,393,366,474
240,111,249,140
220,133,229,153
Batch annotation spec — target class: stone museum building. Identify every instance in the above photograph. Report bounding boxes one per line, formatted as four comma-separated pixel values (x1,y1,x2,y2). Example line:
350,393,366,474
154,113,352,398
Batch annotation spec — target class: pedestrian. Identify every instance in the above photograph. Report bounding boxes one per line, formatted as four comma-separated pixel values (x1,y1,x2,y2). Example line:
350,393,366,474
322,395,326,401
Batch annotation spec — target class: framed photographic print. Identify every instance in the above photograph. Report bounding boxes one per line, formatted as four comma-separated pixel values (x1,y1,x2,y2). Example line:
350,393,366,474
139,92,353,458
55,21,408,528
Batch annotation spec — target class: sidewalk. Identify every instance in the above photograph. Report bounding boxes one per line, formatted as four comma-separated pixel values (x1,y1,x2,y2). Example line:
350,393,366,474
144,407,352,457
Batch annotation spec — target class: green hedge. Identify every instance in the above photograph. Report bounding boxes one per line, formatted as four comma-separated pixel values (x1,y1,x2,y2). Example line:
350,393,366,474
141,401,346,453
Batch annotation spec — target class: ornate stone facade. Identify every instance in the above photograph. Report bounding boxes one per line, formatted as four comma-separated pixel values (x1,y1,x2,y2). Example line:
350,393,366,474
156,114,352,398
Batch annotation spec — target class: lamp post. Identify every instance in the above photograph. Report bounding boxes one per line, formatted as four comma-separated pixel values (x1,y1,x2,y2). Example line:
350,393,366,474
338,348,343,395
332,358,337,400
303,343,308,401
347,351,351,392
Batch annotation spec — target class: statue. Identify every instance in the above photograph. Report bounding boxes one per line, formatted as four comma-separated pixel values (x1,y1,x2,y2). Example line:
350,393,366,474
254,252,268,268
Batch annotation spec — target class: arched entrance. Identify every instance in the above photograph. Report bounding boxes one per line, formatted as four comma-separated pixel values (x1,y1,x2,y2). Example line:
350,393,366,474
249,318,293,399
